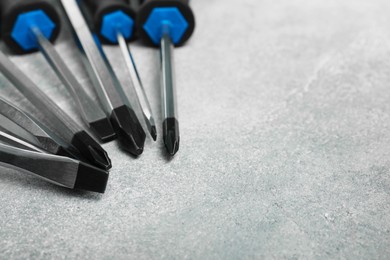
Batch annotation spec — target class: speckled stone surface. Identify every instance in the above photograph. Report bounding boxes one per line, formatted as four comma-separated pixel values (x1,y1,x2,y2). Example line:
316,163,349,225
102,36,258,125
0,0,390,259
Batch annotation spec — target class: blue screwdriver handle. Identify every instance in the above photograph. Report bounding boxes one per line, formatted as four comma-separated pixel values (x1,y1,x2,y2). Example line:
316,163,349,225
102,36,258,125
0,0,61,54
136,0,195,47
81,0,140,44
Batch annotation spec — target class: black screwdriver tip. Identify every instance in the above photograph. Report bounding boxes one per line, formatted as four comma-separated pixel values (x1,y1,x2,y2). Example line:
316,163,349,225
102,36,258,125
110,105,146,156
74,162,109,193
90,117,117,143
56,145,79,160
71,131,112,170
151,125,157,141
163,118,180,156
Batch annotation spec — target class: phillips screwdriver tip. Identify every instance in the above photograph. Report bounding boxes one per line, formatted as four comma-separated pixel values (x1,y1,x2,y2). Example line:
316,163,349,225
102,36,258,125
74,162,109,193
90,117,117,143
72,131,112,170
163,118,180,156
88,145,112,169
110,105,146,156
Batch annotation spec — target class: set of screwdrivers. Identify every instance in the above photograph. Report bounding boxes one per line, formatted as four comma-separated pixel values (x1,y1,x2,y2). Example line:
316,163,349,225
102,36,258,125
0,0,195,193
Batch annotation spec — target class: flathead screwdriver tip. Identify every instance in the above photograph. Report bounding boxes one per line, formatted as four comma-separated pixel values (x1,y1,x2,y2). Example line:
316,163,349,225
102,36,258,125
163,118,180,156
110,105,146,156
0,143,109,193
74,162,109,193
56,145,79,159
90,117,117,143
72,131,112,170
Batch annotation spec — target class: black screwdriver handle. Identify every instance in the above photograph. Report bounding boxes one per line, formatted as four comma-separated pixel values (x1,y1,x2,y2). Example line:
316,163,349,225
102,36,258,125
82,0,138,43
0,0,61,54
137,0,195,47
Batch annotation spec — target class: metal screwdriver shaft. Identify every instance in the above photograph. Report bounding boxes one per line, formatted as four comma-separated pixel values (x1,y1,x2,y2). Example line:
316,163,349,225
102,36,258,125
117,32,157,140
0,130,45,153
61,0,146,156
160,31,179,155
0,96,77,158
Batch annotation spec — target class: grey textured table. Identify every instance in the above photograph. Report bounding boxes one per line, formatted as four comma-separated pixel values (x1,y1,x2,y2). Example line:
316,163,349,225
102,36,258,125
1,0,390,259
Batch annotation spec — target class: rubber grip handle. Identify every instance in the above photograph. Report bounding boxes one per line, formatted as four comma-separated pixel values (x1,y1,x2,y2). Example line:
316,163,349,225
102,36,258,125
0,0,61,54
137,0,195,47
81,0,137,43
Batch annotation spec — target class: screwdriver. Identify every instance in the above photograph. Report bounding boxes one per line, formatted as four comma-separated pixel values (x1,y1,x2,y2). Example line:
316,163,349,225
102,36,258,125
60,0,146,156
137,0,195,156
0,0,116,142
0,96,77,158
0,51,111,170
0,129,45,153
81,0,157,140
0,143,109,193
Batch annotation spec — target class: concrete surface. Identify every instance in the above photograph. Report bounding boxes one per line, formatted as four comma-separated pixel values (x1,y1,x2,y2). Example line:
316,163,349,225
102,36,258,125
0,0,390,259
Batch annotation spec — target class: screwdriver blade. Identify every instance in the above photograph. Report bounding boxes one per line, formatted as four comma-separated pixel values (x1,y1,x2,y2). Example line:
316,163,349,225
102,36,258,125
0,130,45,153
0,98,76,158
110,105,146,156
33,135,76,158
74,162,109,193
0,143,109,193
149,124,157,141
89,117,117,142
33,27,117,143
163,118,180,156
31,118,86,160
71,131,112,170
117,32,158,141
55,145,79,159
